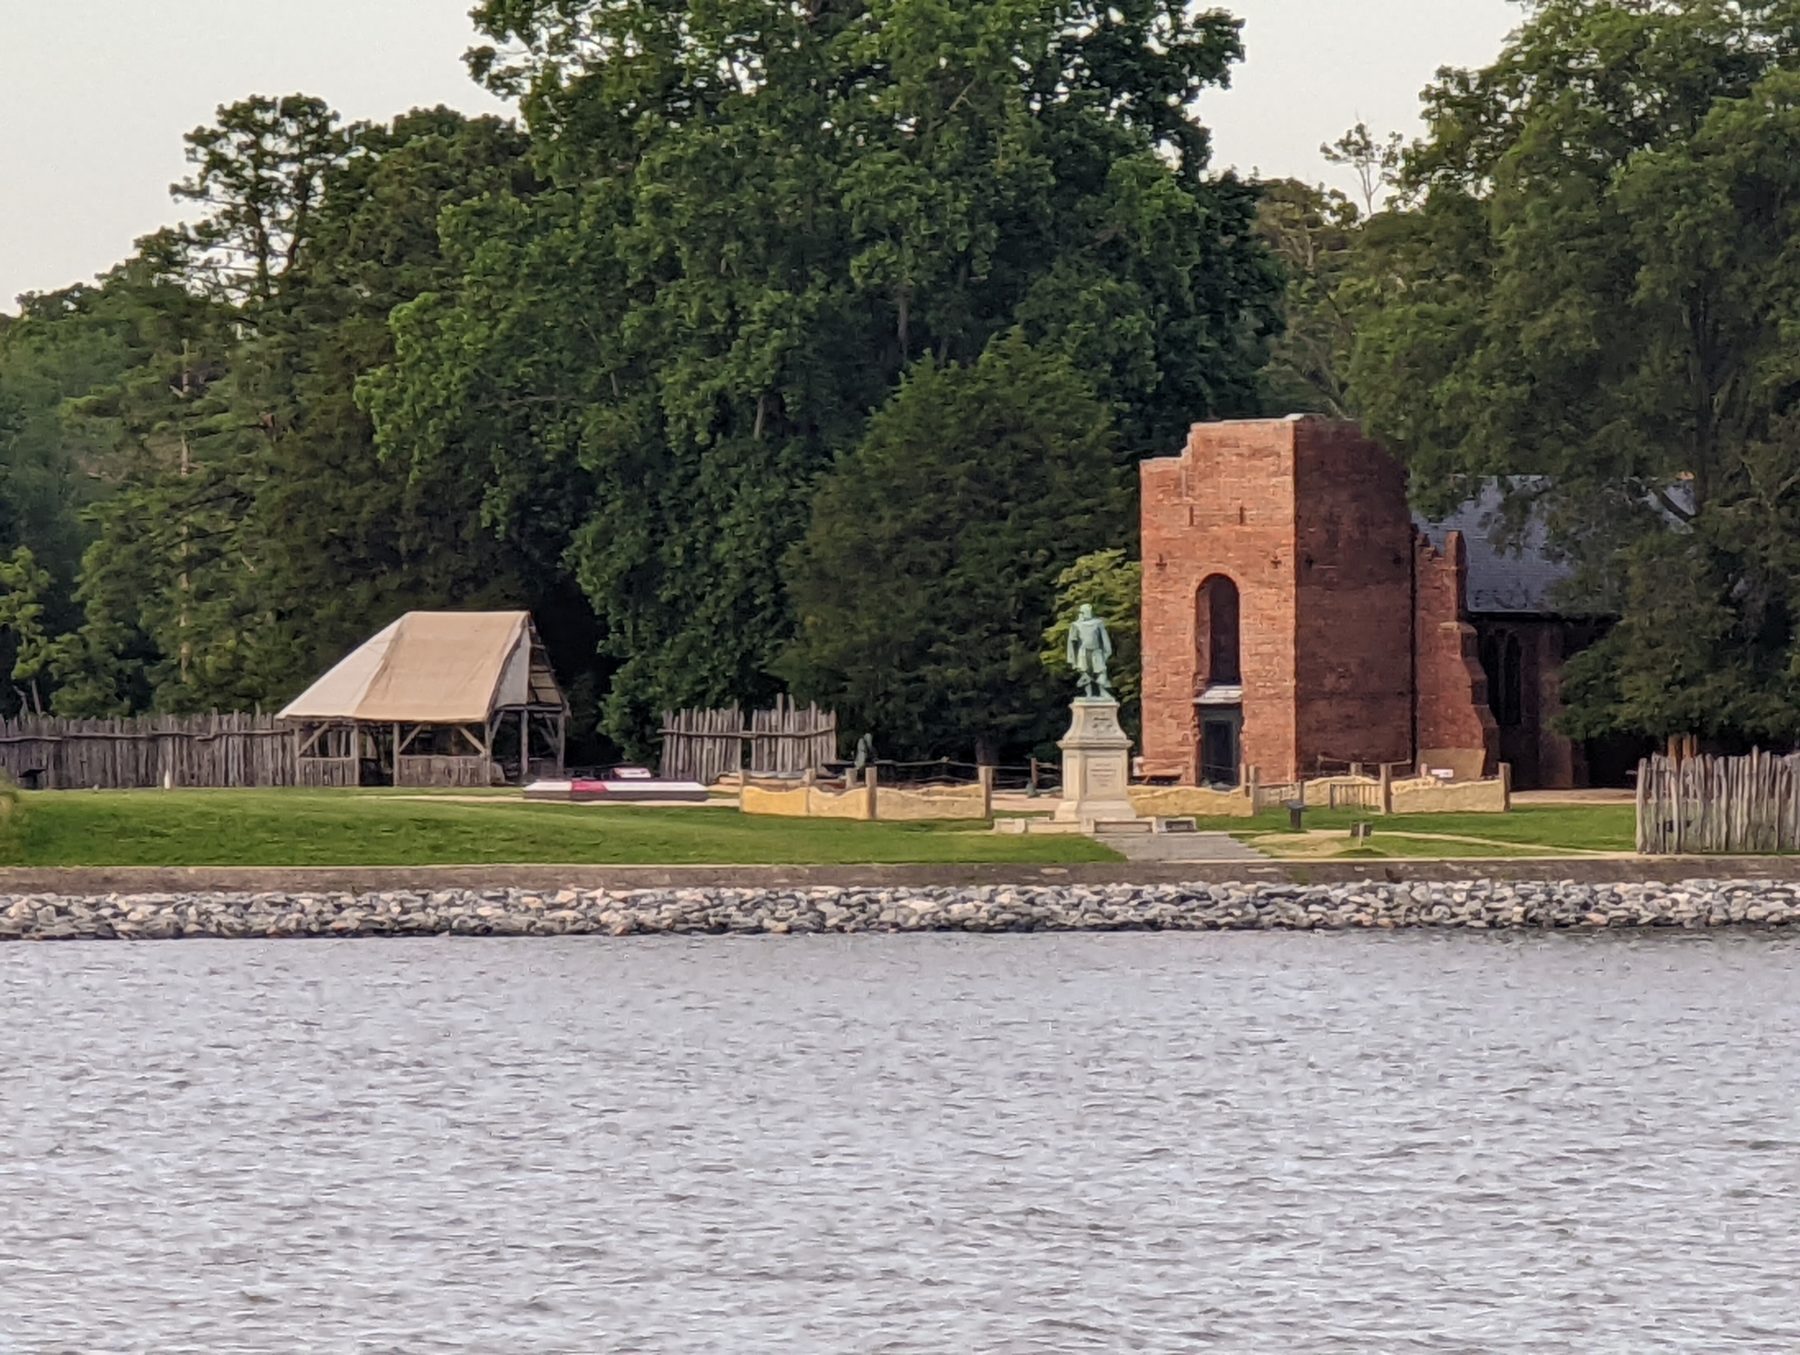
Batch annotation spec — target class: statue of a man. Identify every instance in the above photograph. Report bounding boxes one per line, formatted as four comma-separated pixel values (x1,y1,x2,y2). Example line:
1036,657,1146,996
1066,604,1114,700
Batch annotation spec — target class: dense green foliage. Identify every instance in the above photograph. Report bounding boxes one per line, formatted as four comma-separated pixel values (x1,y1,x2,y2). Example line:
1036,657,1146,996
1040,548,1143,713
35,0,1800,760
1347,0,1800,744
0,3,1280,762
373,0,1280,753
1255,123,1404,418
782,335,1128,760
0,102,559,719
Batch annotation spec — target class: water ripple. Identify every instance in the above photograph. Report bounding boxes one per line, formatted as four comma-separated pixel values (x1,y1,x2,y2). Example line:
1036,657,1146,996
3,931,1800,1352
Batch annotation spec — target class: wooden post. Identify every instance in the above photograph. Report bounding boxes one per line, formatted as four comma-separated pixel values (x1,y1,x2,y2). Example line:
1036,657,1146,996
1378,762,1393,816
1634,756,1649,855
1499,761,1512,813
1246,764,1260,811
978,763,995,819
519,708,528,784
864,764,879,821
1672,754,1684,855
1028,757,1039,796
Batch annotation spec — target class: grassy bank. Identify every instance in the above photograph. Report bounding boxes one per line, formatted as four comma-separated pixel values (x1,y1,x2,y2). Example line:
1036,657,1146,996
0,790,1638,869
1212,805,1637,859
0,790,1118,868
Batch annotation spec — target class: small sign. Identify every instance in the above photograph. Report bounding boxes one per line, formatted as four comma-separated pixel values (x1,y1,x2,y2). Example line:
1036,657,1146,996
611,766,654,779
1430,768,1454,781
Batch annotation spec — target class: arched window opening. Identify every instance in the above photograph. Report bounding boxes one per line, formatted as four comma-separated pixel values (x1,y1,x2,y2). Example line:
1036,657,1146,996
1481,630,1523,728
1197,575,1241,688
1500,634,1523,728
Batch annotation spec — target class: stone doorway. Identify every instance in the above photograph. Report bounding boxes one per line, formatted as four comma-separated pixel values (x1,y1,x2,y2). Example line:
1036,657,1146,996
1199,706,1242,788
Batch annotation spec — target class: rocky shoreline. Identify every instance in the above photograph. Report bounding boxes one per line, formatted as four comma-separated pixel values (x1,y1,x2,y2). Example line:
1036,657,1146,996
4,880,1800,940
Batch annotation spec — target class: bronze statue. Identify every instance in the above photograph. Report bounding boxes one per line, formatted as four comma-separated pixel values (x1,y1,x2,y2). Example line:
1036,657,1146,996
1066,604,1114,700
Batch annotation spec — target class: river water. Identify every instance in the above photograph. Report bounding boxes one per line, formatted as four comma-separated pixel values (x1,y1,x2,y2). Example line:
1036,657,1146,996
4,932,1800,1353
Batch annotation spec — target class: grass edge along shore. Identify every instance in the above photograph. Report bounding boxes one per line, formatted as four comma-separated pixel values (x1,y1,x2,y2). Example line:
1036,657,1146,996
0,788,1639,869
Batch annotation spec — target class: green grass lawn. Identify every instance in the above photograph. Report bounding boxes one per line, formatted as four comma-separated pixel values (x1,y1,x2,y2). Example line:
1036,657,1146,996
0,789,1119,868
0,791,1638,868
1211,805,1637,856
1321,837,1546,860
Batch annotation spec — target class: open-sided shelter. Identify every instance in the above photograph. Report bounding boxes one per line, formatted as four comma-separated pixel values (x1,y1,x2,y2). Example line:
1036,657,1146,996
278,611,567,788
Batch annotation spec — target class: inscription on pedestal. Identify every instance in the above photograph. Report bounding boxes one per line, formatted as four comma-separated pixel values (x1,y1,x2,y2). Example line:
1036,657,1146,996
1055,697,1140,830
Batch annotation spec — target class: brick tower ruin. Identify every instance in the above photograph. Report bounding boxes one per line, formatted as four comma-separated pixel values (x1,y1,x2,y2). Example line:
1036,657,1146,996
1139,416,1497,786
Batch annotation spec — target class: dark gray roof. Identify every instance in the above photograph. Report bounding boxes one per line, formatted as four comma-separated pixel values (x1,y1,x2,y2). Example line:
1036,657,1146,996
1415,483,1572,616
1415,479,1691,617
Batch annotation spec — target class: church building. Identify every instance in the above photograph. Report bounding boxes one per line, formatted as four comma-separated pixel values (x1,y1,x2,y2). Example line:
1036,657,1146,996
1137,416,1625,792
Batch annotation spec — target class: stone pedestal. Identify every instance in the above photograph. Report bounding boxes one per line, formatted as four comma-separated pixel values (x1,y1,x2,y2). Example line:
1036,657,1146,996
1055,698,1140,831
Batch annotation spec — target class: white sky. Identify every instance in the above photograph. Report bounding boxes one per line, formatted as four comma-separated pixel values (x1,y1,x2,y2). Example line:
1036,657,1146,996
0,1,1523,312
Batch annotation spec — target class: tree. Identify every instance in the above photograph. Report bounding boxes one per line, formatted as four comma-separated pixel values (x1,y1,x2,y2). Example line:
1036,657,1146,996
1322,120,1405,217
1255,179,1362,417
372,0,1281,750
1040,549,1143,713
0,280,170,625
1348,0,1800,743
780,334,1128,762
0,547,53,713
37,102,580,719
55,234,272,712
0,246,259,713
173,94,351,305
239,108,571,703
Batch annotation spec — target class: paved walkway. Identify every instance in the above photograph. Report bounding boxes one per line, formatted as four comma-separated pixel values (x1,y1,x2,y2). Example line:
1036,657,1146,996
1511,788,1634,806
1095,831,1267,863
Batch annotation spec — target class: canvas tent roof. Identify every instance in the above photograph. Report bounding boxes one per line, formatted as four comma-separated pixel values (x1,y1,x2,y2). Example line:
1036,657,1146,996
278,611,562,725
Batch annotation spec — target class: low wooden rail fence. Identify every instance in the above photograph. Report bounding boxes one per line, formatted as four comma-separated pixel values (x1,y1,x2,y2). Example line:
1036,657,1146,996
0,713,299,790
1637,751,1800,854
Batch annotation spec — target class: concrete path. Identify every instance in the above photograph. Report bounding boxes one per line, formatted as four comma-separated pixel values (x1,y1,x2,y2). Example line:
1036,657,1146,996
1511,789,1634,806
1095,831,1267,863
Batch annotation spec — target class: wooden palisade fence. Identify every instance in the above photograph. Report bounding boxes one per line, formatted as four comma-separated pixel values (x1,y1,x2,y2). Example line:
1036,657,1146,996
659,699,839,784
0,713,300,790
1637,750,1800,855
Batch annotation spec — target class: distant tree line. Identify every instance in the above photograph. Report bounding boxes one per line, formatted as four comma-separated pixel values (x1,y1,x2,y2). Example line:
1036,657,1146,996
4,0,1799,760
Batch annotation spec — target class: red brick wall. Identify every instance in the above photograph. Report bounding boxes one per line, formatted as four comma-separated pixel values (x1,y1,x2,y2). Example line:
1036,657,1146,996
1530,625,1584,789
1292,422,1414,772
1142,416,1501,785
1415,531,1499,773
1484,619,1583,790
1140,419,1301,782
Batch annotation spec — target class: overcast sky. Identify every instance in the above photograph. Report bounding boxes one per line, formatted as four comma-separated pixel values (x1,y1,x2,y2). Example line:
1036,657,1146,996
0,1,1522,312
